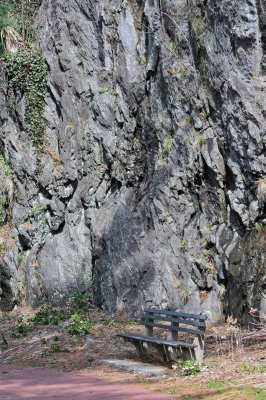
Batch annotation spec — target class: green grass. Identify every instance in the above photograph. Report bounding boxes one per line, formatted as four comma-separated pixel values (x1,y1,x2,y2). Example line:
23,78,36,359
179,67,188,77
165,386,180,395
0,155,12,178
184,114,191,125
195,134,206,145
236,362,250,371
181,239,187,252
30,204,48,214
163,135,173,152
98,87,117,97
245,387,266,400
253,364,266,374
207,380,224,389
167,40,176,53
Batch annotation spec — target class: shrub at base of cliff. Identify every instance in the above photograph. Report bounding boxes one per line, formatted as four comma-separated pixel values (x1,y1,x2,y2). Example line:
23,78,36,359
66,313,91,336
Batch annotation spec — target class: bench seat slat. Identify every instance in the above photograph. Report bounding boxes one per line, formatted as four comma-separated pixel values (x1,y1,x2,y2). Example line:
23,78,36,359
117,333,197,348
141,314,206,328
144,308,207,321
144,321,204,336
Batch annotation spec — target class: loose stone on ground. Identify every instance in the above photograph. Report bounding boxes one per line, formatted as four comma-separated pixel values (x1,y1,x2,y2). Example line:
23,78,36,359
101,359,168,376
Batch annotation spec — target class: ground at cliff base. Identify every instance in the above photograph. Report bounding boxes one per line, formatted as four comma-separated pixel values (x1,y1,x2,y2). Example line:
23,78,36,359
0,306,266,400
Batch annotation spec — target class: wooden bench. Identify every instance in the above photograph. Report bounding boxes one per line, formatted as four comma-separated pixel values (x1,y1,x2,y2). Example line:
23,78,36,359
117,308,207,363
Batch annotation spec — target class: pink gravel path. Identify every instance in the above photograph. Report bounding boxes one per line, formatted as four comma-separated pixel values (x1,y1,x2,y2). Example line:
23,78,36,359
0,364,171,400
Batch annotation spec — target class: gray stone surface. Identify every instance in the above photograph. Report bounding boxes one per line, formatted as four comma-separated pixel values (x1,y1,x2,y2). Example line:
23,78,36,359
101,359,167,377
0,0,265,325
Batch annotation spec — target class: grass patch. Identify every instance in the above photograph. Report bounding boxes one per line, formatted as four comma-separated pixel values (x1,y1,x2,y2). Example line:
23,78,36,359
98,87,117,97
236,362,250,371
163,135,173,152
207,380,224,389
167,39,176,53
253,364,266,374
165,386,181,395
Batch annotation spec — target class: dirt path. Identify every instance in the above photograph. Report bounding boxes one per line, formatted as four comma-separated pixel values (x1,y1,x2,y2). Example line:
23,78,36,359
0,364,171,400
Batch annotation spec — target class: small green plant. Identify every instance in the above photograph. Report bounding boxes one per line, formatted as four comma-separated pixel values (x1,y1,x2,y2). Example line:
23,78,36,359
127,320,138,326
98,87,117,97
172,359,201,376
17,251,24,267
163,135,173,152
206,224,213,232
195,134,206,146
181,239,187,252
253,364,266,374
137,56,147,66
70,290,91,310
49,337,69,353
30,204,48,214
206,363,218,370
240,387,266,400
182,288,190,304
203,249,212,259
198,111,207,121
207,380,224,389
184,114,191,126
0,155,12,178
255,222,263,231
167,39,176,53
0,242,5,253
11,322,28,338
28,304,66,326
255,96,260,104
66,313,91,336
0,196,6,222
166,386,180,395
66,120,74,129
179,66,188,77
52,159,62,169
236,362,250,371
175,278,181,289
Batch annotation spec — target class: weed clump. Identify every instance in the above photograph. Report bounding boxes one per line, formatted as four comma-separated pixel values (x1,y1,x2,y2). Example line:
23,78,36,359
28,304,66,326
66,313,91,336
172,359,201,376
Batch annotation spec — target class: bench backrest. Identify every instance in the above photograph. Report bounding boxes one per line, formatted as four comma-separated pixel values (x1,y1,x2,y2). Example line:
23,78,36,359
141,308,207,337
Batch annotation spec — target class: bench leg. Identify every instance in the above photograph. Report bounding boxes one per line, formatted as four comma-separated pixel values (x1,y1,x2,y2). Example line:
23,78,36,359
193,335,204,364
167,346,178,361
133,340,148,358
156,345,173,363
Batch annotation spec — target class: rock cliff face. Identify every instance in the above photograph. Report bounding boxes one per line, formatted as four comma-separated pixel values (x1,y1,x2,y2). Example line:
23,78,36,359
0,0,265,325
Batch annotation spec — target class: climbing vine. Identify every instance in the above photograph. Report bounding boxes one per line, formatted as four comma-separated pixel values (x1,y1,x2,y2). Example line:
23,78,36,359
2,49,47,145
0,0,46,145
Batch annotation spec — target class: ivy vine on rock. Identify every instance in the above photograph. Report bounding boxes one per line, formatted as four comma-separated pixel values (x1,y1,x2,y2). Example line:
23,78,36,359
2,49,47,145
